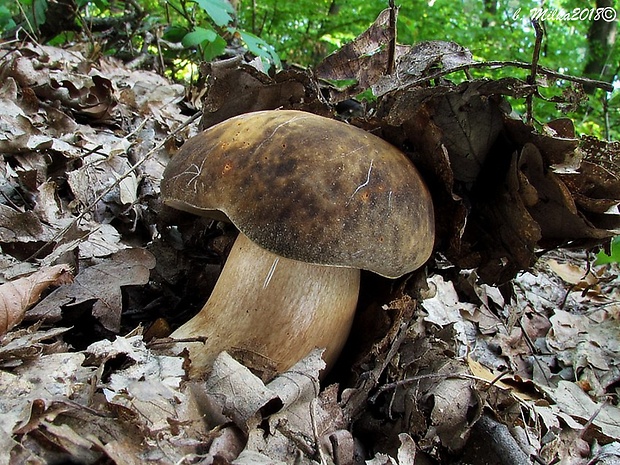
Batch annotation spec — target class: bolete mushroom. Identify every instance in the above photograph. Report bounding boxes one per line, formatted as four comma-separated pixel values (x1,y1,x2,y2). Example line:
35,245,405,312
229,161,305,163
161,110,434,378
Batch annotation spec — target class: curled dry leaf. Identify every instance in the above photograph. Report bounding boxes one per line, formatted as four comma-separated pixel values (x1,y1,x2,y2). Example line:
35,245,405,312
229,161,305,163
0,325,71,369
0,265,73,336
203,349,325,431
200,350,352,463
316,8,397,101
2,45,118,123
199,59,330,129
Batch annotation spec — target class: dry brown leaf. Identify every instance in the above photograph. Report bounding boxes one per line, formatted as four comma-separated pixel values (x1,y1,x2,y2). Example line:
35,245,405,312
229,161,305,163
422,274,477,327
3,47,118,123
366,453,398,465
203,349,325,430
202,350,351,463
372,41,474,97
27,248,156,332
0,325,71,369
199,59,330,129
204,351,280,430
551,381,620,440
316,8,397,101
0,265,73,335
519,144,611,243
0,351,94,465
423,360,482,451
547,258,599,287
0,334,207,465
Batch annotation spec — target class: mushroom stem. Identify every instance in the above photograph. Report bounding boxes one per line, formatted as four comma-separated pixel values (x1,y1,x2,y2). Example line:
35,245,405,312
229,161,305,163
171,233,360,378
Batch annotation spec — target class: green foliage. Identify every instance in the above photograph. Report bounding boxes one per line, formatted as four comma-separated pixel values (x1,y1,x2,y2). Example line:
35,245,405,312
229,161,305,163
162,0,280,66
597,236,620,265
231,0,618,140
195,0,234,27
12,0,48,36
0,5,17,31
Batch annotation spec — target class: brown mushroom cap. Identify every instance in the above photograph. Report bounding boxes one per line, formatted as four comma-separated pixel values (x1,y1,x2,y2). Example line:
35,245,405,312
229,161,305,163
161,110,434,278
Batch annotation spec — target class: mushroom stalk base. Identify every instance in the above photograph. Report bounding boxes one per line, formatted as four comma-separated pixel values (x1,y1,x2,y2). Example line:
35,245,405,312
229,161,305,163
171,233,360,378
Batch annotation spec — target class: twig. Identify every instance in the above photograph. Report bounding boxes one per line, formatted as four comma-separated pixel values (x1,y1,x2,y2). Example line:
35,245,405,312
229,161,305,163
387,0,396,75
343,320,410,419
25,112,202,262
369,371,509,404
401,60,614,93
526,20,545,123
310,398,327,464
148,336,207,348
579,398,607,439
13,3,35,40
603,93,610,141
475,414,534,465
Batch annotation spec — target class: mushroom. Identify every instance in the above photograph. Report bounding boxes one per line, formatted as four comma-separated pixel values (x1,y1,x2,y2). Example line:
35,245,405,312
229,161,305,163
161,110,434,378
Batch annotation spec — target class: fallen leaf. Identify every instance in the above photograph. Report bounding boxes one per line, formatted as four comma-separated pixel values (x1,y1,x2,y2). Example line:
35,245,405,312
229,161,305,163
0,325,71,369
0,265,73,335
204,351,281,430
551,380,620,440
422,274,477,326
200,58,330,129
372,41,474,97
396,433,417,465
425,361,482,451
547,258,598,287
26,248,156,332
0,351,94,465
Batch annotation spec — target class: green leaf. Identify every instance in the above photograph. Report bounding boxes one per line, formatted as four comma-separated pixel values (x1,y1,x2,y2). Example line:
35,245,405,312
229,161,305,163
202,34,227,61
194,0,234,27
182,26,217,48
163,25,189,43
24,0,48,35
596,237,620,265
75,0,105,9
237,29,281,68
0,6,16,31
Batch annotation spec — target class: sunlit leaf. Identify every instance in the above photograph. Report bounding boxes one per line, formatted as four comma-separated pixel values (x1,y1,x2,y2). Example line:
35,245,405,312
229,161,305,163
194,0,234,27
237,29,281,68
22,0,48,35
0,6,16,30
182,26,217,48
85,0,107,9
596,236,620,265
202,34,227,61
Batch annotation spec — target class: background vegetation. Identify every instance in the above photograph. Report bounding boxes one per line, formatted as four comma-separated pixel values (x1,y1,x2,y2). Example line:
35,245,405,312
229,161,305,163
2,0,618,140
0,0,620,140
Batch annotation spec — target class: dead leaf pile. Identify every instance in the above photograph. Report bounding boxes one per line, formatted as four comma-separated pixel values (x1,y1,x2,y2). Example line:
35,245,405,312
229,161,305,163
1,6,619,465
337,251,619,464
0,42,189,330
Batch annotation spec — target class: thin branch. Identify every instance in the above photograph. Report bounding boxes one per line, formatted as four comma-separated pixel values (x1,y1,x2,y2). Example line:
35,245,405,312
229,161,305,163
526,20,545,123
401,60,614,93
369,370,510,404
387,0,396,75
15,1,37,40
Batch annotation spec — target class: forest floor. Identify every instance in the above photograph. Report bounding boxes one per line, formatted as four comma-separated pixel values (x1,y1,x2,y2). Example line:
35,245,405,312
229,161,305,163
1,36,619,465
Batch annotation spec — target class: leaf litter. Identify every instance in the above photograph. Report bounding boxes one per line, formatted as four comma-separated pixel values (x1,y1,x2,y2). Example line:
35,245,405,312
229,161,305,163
1,7,620,465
